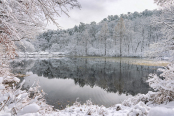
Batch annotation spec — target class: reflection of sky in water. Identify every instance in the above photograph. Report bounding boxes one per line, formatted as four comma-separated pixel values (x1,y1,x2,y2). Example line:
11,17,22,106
24,74,130,109
10,57,160,109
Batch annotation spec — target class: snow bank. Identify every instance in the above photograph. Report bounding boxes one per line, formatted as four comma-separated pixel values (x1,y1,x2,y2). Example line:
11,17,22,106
148,107,174,116
127,102,150,116
59,101,129,116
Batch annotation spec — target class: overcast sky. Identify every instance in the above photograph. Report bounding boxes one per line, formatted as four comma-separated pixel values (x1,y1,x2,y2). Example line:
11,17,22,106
47,0,159,30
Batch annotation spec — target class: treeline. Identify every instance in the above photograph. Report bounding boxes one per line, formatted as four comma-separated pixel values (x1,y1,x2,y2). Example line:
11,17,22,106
32,9,167,57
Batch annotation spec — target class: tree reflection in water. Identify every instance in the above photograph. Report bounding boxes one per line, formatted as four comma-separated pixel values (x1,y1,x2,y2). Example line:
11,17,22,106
10,57,159,109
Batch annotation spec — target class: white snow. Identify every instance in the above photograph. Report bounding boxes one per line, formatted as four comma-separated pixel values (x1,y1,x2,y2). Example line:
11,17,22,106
148,107,174,116
18,103,40,115
0,85,5,90
0,77,3,83
3,76,20,83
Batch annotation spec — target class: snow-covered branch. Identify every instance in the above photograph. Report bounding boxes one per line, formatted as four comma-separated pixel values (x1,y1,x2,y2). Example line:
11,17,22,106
154,0,174,6
0,0,80,60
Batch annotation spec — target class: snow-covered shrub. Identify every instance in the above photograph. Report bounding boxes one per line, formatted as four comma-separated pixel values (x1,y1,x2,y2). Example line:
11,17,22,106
115,104,122,111
86,108,94,115
98,106,108,116
86,100,93,106
122,93,149,107
147,63,174,104
0,76,59,115
73,98,81,107
127,102,150,116
3,76,20,84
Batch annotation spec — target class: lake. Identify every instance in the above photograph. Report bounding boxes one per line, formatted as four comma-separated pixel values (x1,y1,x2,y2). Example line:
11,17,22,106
10,57,163,109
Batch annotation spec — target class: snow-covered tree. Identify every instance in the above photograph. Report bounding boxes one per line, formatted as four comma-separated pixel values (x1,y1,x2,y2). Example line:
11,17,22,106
51,43,60,52
101,23,109,56
114,17,126,57
0,0,80,76
0,0,80,57
147,1,174,58
154,0,174,6
33,8,166,57
133,0,174,105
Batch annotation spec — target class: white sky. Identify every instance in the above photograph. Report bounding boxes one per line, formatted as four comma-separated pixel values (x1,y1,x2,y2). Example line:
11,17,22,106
47,0,159,30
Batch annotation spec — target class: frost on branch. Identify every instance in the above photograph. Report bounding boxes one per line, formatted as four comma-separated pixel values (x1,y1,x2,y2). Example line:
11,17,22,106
0,78,59,115
146,6,174,59
147,63,174,104
0,0,80,58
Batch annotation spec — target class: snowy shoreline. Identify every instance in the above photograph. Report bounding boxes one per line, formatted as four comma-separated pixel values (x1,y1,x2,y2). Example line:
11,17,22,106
15,52,170,61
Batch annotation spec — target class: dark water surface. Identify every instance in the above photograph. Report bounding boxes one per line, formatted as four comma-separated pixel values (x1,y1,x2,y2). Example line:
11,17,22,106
10,57,160,109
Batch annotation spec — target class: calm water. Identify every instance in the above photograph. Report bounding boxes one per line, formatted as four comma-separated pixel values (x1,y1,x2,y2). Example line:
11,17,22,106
10,57,160,109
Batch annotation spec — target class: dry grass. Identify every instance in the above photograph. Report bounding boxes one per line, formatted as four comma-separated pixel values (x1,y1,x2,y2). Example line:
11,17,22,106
15,74,27,78
132,61,169,66
74,56,169,67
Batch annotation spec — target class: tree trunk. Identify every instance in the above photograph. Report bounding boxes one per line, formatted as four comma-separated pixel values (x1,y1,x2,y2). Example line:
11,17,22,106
85,38,87,56
141,29,145,53
105,37,106,56
120,31,122,57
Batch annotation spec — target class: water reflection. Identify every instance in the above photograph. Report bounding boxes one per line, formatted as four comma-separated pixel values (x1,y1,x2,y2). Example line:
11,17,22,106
10,57,159,109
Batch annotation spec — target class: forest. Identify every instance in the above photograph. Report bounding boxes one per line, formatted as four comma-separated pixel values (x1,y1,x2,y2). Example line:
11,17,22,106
16,8,169,57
